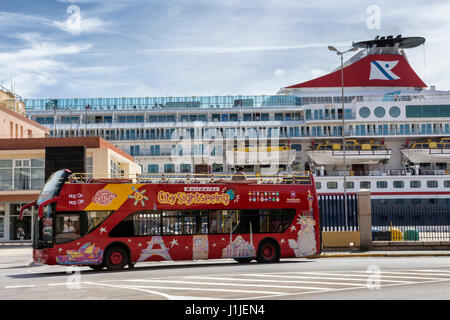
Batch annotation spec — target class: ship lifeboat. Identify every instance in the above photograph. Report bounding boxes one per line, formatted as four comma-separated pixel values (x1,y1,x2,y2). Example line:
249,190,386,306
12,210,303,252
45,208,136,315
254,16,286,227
225,145,296,165
306,140,391,165
400,138,450,163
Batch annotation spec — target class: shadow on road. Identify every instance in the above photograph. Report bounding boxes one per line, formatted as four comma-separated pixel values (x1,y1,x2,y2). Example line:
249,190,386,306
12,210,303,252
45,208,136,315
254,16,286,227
7,259,312,279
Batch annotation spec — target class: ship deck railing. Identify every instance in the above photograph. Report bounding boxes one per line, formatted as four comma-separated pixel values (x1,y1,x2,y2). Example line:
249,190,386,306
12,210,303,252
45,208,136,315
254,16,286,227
68,172,313,185
315,169,449,177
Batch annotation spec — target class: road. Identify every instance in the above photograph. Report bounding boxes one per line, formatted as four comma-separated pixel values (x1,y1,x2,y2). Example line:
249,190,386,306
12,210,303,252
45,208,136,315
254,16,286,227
1,247,450,300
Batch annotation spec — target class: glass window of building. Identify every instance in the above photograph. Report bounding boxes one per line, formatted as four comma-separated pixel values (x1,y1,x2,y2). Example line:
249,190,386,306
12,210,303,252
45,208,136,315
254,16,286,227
10,203,31,241
0,204,4,240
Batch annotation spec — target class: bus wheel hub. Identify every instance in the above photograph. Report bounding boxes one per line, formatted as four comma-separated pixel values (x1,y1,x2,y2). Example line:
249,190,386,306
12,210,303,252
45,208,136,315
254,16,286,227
110,252,123,264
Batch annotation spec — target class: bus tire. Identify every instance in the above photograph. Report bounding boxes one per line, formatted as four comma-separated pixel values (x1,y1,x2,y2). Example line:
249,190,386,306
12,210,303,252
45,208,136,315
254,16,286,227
234,258,253,264
257,239,280,263
104,246,129,271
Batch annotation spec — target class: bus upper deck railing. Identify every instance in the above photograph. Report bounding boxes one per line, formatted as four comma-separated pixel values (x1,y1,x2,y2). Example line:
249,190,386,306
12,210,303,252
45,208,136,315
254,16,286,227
67,172,313,185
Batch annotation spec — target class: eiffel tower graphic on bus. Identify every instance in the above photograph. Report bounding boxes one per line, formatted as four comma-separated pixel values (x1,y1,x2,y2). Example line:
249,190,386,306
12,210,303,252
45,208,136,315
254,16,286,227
137,236,172,262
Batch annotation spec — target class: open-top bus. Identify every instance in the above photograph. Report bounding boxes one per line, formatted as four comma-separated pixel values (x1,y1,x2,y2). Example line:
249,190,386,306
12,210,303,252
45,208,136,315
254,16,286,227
21,170,320,271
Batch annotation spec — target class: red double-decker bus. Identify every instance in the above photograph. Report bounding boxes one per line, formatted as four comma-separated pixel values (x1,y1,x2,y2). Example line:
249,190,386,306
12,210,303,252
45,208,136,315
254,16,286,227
21,170,320,271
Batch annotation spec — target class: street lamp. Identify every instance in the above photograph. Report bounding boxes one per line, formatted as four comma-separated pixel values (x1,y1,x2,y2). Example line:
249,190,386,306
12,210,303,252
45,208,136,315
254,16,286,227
328,45,359,221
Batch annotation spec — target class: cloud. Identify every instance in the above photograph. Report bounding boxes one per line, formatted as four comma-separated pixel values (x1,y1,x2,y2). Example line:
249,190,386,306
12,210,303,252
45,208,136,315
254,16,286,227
142,42,350,55
0,33,92,96
0,10,108,36
52,16,107,35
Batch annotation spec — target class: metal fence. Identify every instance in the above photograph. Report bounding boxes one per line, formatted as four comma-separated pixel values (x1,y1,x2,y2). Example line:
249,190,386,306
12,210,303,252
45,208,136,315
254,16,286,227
372,206,450,242
318,193,359,231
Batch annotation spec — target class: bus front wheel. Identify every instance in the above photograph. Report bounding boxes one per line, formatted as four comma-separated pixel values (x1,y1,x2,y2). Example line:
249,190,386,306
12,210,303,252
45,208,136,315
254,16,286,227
257,239,280,263
104,246,129,271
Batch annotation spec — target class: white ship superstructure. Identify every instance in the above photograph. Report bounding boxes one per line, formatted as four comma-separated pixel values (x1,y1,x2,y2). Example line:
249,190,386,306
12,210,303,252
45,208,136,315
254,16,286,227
24,35,450,205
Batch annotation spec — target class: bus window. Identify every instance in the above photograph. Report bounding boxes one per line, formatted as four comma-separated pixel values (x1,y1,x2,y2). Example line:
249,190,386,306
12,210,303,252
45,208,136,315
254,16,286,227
162,211,182,235
209,210,240,234
86,211,112,234
56,211,113,243
55,214,81,243
133,212,160,236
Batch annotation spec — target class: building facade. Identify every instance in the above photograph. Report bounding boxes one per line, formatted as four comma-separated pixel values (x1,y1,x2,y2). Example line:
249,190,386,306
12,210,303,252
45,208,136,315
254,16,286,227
0,137,140,242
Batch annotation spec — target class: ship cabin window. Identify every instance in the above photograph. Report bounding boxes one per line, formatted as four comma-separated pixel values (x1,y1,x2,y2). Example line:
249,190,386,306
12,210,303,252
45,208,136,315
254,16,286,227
374,107,386,118
345,181,354,189
359,107,370,118
315,182,321,190
444,181,450,188
377,181,388,189
427,181,438,188
393,181,404,189
360,181,371,189
410,181,421,188
327,182,338,189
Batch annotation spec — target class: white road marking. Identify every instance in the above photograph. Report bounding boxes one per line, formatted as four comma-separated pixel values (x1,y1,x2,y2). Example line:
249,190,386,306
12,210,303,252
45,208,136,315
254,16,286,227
122,279,335,291
186,276,369,287
122,284,287,295
5,285,35,289
287,271,450,281
352,270,450,277
242,273,410,283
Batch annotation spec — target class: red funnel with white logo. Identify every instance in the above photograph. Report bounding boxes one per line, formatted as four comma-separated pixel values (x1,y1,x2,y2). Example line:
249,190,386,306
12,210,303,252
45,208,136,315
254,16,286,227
283,36,427,90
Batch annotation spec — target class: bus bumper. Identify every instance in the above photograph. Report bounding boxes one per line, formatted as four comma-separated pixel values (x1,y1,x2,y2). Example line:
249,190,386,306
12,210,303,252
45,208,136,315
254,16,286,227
33,248,52,265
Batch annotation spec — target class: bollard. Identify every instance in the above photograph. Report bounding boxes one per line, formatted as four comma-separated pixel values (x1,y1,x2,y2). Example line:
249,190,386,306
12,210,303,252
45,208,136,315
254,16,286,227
357,189,372,251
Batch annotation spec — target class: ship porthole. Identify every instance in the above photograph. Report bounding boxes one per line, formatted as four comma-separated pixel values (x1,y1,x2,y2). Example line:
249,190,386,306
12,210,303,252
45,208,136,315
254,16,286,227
389,106,401,118
359,107,370,118
374,106,386,118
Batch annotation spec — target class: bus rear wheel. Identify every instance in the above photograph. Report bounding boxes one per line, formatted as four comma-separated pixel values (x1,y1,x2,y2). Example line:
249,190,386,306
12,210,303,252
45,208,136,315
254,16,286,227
104,246,128,271
257,239,280,263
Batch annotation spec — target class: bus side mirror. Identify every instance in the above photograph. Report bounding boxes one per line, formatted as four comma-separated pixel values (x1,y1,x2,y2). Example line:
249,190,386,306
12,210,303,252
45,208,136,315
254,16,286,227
19,201,37,220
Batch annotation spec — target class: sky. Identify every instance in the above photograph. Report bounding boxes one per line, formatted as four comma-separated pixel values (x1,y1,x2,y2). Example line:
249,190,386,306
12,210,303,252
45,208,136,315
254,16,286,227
1,0,450,99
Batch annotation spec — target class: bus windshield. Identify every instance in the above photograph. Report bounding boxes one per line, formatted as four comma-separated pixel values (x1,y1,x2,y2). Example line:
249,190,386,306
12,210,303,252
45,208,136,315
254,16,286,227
33,169,70,249
37,169,70,206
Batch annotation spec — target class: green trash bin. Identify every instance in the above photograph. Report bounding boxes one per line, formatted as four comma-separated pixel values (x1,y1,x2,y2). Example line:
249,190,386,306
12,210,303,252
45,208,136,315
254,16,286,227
403,229,419,241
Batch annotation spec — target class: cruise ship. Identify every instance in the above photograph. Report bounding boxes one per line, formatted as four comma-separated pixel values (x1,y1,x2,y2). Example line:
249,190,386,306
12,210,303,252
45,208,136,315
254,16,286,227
24,35,450,210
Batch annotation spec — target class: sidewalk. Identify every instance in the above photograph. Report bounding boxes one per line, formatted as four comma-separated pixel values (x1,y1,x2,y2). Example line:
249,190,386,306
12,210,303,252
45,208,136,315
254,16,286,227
316,250,450,258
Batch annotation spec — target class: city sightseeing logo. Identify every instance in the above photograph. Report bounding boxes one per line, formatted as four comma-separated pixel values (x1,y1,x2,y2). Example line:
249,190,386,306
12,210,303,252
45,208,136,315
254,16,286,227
92,189,117,205
157,191,230,206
